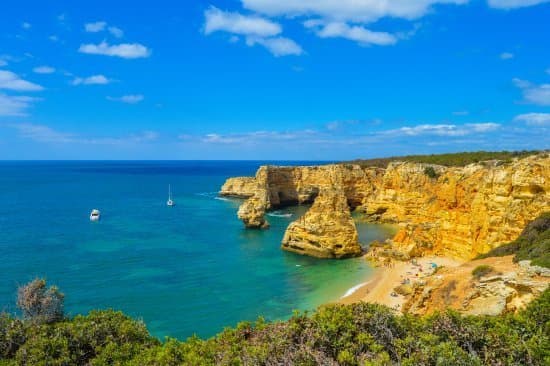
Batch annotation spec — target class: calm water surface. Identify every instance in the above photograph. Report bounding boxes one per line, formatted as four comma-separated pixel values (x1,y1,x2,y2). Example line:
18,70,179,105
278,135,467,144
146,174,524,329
0,161,395,338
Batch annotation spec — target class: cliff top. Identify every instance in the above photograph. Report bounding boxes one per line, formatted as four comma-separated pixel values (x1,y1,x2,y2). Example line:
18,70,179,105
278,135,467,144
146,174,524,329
344,149,547,168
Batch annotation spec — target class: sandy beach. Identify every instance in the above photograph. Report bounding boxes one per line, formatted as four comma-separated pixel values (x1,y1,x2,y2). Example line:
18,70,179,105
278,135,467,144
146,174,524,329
339,256,464,311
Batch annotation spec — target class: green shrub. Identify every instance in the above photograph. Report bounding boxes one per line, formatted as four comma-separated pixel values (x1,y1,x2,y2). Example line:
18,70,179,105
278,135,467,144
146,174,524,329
423,166,439,179
480,212,550,268
472,265,494,279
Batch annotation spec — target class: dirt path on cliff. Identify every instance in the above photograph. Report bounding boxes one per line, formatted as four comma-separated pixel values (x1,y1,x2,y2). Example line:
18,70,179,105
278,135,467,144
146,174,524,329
339,256,464,311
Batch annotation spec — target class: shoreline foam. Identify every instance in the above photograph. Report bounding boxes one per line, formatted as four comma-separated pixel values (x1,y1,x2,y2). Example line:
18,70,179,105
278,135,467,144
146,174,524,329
338,255,464,311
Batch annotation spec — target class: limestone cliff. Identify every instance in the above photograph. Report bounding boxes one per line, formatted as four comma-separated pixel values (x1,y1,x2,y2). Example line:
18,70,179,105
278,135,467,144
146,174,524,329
281,188,362,258
220,154,550,259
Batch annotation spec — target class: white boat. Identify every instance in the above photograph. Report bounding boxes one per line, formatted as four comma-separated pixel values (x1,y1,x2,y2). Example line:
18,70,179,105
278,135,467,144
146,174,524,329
167,184,175,207
90,209,101,221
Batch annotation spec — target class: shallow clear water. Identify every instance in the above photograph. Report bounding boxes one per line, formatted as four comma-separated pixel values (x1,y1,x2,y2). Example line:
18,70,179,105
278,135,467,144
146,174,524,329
0,161,395,339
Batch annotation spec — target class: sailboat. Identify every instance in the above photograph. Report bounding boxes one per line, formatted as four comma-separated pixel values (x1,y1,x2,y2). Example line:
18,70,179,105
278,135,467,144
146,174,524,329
167,184,175,207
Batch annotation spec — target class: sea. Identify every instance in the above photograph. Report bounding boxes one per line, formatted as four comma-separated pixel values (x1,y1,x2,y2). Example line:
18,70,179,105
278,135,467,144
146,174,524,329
0,161,396,339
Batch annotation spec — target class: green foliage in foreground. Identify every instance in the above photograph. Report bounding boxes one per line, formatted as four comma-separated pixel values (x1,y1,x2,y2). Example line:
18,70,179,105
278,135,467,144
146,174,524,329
1,289,549,365
480,212,550,268
345,150,543,168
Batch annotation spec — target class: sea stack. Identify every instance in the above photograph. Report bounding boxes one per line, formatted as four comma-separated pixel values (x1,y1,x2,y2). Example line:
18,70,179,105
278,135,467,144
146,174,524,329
281,188,362,258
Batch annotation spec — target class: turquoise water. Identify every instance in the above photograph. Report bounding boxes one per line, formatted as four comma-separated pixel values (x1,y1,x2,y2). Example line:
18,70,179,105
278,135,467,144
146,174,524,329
0,161,395,339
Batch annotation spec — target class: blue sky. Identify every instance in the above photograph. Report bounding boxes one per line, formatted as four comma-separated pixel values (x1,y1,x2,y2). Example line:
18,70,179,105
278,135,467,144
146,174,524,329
0,0,549,160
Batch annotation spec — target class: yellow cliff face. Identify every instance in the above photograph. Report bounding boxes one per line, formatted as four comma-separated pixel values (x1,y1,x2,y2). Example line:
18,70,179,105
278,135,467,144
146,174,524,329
220,154,550,260
281,188,363,258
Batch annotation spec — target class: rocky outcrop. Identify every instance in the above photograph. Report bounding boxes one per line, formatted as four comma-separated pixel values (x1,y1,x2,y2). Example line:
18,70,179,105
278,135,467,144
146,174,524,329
221,154,550,259
237,191,270,229
281,188,362,258
220,177,257,198
403,256,549,316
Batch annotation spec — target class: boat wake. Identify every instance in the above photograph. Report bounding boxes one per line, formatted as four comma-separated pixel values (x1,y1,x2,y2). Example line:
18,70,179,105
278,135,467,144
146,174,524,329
267,211,293,218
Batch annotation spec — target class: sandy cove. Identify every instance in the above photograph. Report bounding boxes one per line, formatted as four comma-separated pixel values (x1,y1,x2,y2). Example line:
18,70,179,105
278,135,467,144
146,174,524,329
339,256,464,311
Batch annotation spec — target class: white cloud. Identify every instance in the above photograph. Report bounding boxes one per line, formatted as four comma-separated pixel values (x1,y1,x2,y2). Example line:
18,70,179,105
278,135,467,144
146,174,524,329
546,68,550,75
72,74,111,85
204,6,281,37
0,70,43,91
79,41,150,59
304,20,397,46
241,0,468,23
246,36,303,56
0,60,7,67
204,7,303,57
7,122,158,145
452,110,469,116
198,130,316,144
500,52,514,60
514,113,550,126
0,94,39,116
48,35,59,42
390,122,500,137
487,0,550,9
33,66,56,74
22,22,31,29
107,94,144,104
513,78,550,106
108,26,124,38
85,21,107,32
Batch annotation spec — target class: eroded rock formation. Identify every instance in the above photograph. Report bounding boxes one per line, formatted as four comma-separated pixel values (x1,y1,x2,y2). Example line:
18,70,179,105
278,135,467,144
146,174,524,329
220,154,550,259
281,188,362,258
403,256,550,316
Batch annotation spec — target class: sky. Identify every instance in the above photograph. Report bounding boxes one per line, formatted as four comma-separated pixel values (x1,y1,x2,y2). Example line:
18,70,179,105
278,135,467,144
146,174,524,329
0,0,549,160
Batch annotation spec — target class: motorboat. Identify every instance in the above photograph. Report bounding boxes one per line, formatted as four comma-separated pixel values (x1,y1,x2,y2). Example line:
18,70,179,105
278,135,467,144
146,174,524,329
90,209,101,221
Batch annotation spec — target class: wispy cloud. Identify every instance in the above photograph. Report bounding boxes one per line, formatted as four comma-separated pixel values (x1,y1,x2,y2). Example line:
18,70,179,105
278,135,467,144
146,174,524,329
33,66,56,74
85,21,107,32
203,7,303,57
0,94,40,116
245,36,303,56
108,26,124,38
71,74,111,85
487,0,550,9
304,20,397,46
79,41,150,59
514,113,550,126
204,7,281,37
107,94,144,104
22,22,31,30
181,122,503,147
452,111,470,116
513,78,550,106
387,123,500,137
84,21,124,38
0,70,44,91
500,52,514,60
6,123,158,145
0,60,7,67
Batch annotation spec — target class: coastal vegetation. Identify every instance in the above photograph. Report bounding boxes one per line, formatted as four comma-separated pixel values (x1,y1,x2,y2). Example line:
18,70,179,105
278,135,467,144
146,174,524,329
346,150,543,168
471,265,495,279
1,283,548,365
480,212,550,268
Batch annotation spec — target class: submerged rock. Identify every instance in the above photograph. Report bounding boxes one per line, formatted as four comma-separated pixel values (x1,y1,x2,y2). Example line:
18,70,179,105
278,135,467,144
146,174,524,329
281,188,362,258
